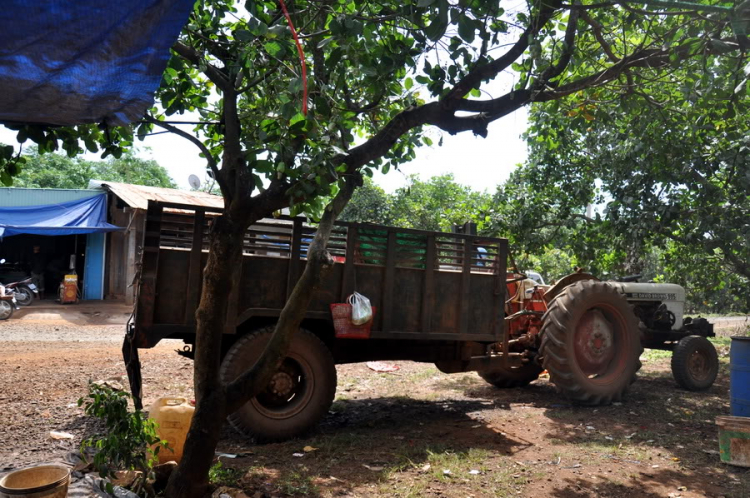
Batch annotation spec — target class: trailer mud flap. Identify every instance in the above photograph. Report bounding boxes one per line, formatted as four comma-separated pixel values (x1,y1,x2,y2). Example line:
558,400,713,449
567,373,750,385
122,326,144,410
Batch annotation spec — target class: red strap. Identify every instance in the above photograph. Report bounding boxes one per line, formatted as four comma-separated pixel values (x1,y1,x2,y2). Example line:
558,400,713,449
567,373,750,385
278,0,308,116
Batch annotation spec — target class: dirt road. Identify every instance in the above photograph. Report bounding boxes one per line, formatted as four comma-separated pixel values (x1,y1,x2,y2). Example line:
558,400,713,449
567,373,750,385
1,323,748,497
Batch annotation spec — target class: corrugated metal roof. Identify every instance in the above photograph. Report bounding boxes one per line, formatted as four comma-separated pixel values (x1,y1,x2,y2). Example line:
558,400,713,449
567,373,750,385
0,187,103,207
92,180,224,210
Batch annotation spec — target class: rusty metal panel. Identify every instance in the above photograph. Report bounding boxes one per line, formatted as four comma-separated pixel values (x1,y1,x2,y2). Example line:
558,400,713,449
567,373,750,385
154,249,189,324
390,268,424,332
98,181,224,211
134,200,510,346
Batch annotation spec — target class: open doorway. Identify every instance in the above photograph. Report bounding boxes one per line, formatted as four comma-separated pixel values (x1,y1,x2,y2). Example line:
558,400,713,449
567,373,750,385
0,234,87,300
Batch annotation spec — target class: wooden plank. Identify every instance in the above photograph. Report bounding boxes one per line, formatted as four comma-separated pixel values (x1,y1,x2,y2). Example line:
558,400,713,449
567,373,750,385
136,202,163,334
184,210,205,325
340,226,357,301
286,218,303,299
381,231,397,332
420,235,436,333
459,238,472,335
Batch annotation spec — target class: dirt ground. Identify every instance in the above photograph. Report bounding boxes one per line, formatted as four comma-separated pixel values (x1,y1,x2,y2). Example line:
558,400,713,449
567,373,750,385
1,322,749,497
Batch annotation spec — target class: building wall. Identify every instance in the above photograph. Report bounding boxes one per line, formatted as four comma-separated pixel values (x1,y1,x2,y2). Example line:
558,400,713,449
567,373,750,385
0,187,101,207
106,197,145,305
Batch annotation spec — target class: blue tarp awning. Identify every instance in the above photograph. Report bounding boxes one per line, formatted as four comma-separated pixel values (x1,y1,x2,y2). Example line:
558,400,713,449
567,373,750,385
0,0,195,127
0,194,121,237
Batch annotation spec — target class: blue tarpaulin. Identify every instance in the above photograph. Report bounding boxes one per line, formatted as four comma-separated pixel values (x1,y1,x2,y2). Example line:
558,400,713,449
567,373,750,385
0,0,195,127
0,194,121,237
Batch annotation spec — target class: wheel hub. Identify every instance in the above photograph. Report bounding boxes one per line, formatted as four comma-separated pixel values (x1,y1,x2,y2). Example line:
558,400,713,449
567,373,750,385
575,310,615,376
688,351,709,380
269,371,295,397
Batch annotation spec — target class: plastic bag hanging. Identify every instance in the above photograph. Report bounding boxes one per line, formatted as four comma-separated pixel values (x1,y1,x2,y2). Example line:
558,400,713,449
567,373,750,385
348,292,372,325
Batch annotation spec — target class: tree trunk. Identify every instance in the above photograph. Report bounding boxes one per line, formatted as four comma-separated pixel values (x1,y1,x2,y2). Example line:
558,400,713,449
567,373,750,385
164,210,247,498
164,178,358,498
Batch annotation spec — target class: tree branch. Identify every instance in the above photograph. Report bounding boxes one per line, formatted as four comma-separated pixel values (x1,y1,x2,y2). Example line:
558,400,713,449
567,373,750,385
145,116,224,192
580,10,620,62
172,41,231,90
225,174,360,411
441,0,562,106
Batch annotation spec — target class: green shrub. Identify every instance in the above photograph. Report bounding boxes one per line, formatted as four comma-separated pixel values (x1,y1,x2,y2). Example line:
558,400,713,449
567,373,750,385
78,383,167,496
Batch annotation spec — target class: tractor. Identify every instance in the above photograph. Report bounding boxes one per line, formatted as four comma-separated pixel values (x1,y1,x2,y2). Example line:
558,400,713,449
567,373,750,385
478,269,719,403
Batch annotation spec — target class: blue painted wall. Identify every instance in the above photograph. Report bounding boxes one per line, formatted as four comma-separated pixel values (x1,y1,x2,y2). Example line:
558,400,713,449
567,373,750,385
83,232,106,300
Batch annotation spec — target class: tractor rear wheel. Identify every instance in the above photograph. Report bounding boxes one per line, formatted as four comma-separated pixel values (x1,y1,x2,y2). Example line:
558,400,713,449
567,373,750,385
539,280,642,405
671,335,718,391
478,363,543,388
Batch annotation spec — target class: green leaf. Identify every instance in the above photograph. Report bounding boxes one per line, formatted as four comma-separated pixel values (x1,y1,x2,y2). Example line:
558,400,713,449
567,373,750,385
424,13,448,41
235,30,254,42
457,16,475,43
264,41,284,58
417,0,435,6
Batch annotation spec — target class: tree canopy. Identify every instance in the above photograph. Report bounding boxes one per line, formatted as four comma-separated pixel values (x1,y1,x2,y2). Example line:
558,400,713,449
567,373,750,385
7,147,176,189
2,0,747,495
341,174,491,232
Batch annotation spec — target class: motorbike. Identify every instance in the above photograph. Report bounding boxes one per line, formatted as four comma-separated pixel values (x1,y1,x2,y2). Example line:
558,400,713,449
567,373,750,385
0,284,20,320
0,259,38,306
4,277,38,306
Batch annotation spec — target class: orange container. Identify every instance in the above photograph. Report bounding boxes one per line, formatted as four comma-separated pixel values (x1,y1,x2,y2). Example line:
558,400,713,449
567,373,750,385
330,304,376,339
148,397,194,464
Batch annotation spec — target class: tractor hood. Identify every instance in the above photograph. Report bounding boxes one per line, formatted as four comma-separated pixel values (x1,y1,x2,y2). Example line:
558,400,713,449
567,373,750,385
611,282,686,303
611,282,685,330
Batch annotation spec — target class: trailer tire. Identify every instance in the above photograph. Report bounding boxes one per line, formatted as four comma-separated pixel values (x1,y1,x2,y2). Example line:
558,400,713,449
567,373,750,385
220,327,337,442
478,363,543,388
539,280,642,405
671,335,718,392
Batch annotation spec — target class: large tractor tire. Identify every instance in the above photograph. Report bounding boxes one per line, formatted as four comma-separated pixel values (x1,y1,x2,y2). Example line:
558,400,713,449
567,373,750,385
220,327,337,442
671,335,718,391
539,280,642,405
478,363,544,388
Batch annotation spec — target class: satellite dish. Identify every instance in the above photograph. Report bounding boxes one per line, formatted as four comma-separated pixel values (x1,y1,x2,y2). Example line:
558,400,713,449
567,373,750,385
188,174,201,190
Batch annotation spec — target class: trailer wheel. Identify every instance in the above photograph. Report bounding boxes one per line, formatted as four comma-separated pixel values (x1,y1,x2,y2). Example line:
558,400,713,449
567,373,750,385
539,280,642,405
220,327,336,442
671,335,718,391
0,300,13,320
478,363,543,388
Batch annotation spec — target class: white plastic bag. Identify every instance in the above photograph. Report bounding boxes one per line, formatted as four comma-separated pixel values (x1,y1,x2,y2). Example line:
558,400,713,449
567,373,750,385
348,292,372,325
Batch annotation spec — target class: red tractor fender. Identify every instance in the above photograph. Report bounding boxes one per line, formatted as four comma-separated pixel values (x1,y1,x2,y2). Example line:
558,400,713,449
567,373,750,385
542,272,599,304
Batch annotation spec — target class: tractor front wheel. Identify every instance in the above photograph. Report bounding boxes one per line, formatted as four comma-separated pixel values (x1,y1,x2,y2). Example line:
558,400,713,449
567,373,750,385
478,363,543,388
539,280,642,405
671,335,718,391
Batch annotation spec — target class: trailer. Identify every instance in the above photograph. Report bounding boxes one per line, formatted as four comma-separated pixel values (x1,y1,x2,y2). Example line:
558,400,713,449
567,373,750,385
125,201,512,441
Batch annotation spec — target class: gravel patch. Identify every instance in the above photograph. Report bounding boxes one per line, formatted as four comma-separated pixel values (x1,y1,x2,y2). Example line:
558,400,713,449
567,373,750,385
0,323,126,343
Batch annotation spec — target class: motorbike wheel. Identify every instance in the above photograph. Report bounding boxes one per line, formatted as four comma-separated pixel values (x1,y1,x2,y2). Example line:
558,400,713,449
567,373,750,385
0,300,13,320
14,286,33,306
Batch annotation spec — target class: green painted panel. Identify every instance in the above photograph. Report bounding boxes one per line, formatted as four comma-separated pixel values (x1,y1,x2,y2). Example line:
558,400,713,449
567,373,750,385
0,188,103,207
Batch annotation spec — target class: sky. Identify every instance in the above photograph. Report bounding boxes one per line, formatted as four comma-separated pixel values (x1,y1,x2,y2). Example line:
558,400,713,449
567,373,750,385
133,107,528,194
0,106,528,196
